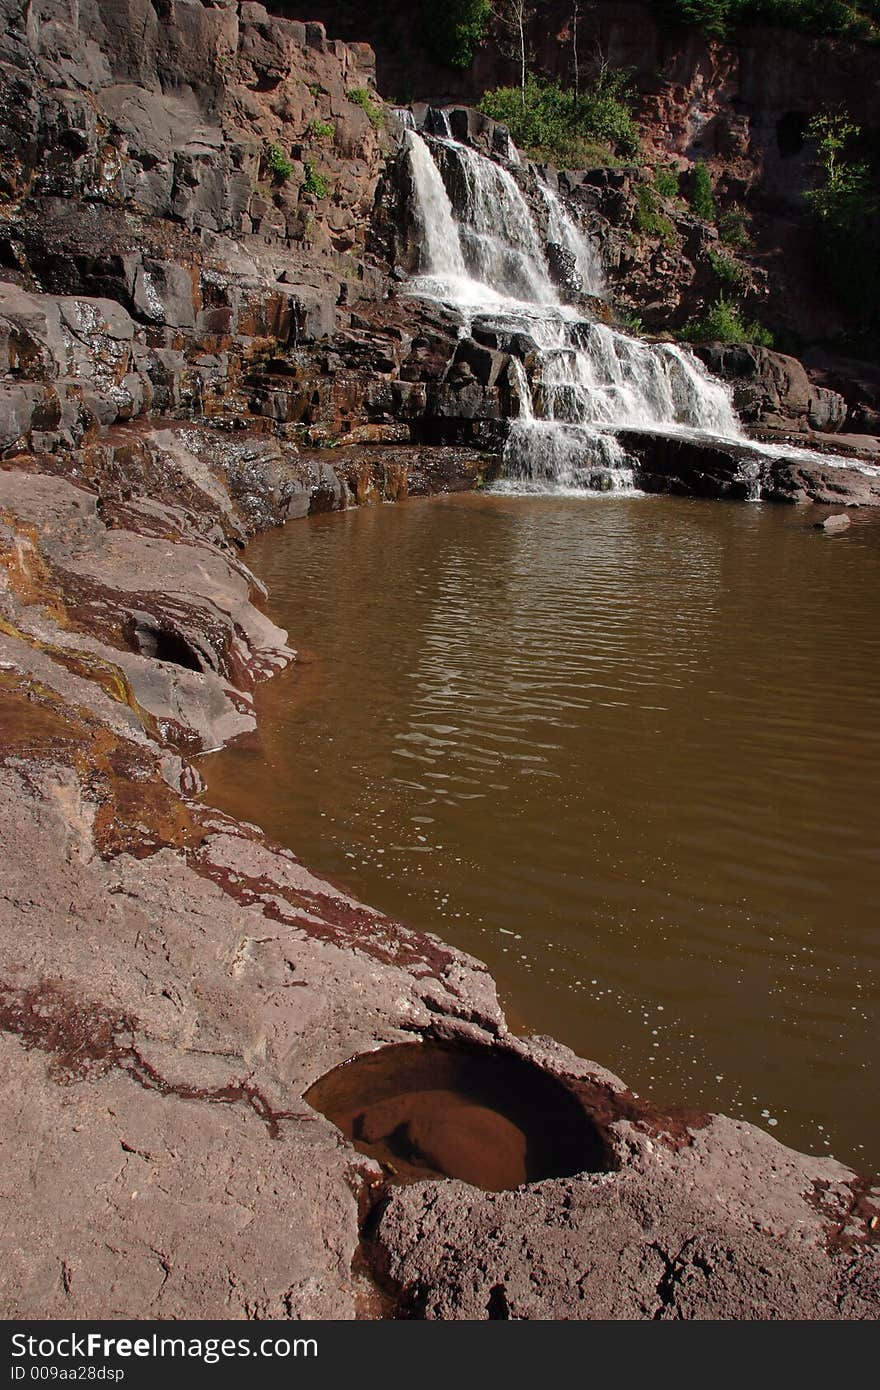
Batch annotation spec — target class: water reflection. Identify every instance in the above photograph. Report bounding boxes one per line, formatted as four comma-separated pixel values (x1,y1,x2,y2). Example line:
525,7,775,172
205,493,880,1169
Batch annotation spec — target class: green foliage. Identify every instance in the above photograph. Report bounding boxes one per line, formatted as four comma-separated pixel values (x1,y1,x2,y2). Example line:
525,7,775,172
803,111,880,319
690,162,716,222
617,307,645,334
659,0,731,34
709,248,747,288
267,144,294,180
310,119,335,141
426,0,492,68
718,206,752,249
348,87,385,130
302,161,330,198
633,183,676,244
478,67,640,168
804,112,873,229
653,164,680,198
653,0,879,39
680,297,773,345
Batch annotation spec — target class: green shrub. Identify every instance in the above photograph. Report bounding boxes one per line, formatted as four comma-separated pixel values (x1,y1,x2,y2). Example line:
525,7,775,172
804,111,880,320
709,248,747,288
426,0,492,67
633,183,677,245
690,162,716,222
310,118,335,141
349,86,385,130
653,0,879,40
680,297,773,346
267,143,294,180
302,161,330,198
718,206,751,249
617,307,645,334
804,112,873,230
653,164,680,198
479,68,640,168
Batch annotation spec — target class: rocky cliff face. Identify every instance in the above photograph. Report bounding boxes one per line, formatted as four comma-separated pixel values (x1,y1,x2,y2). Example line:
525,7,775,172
303,0,880,348
1,3,876,492
0,0,390,445
300,0,880,204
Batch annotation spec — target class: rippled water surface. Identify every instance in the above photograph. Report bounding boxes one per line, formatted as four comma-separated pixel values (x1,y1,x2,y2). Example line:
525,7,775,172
205,493,880,1168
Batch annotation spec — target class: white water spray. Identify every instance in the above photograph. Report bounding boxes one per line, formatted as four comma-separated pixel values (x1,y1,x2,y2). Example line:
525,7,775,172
539,181,604,299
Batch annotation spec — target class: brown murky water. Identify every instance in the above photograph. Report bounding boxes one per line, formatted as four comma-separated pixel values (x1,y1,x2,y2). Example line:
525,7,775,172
305,1041,612,1191
205,492,880,1169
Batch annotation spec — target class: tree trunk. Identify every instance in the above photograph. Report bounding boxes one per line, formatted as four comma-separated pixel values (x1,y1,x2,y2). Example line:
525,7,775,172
518,4,526,107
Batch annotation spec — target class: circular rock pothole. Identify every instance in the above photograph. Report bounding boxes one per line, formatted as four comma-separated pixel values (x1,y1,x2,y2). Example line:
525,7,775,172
305,1040,614,1192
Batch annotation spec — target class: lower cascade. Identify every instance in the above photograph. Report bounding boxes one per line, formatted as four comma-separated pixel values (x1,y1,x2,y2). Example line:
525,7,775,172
402,125,872,495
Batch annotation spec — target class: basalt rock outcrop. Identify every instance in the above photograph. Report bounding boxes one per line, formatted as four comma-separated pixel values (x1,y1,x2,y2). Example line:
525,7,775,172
694,343,849,437
0,2,876,498
619,428,880,506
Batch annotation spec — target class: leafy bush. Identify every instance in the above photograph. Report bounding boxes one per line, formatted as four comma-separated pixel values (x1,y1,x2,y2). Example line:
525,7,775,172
661,0,730,33
718,206,752,249
680,297,773,345
804,112,873,230
653,164,680,198
479,68,640,167
310,119,335,141
349,87,385,130
267,144,294,180
426,0,492,67
302,161,330,198
616,307,645,334
803,111,880,320
709,248,747,288
690,162,716,221
654,0,879,39
633,183,677,244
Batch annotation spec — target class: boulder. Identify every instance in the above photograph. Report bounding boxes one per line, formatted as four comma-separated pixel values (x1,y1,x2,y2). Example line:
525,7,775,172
132,259,197,329
813,512,851,533
694,343,848,435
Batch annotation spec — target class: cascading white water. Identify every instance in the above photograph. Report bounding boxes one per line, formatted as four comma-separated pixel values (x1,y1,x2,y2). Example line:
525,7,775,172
403,126,877,494
538,182,604,299
507,356,533,421
405,130,469,284
448,142,558,305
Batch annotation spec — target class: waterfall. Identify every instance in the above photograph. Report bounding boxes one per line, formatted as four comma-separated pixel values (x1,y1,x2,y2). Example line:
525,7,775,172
508,356,534,421
402,129,876,494
539,182,604,299
405,130,468,284
441,141,558,305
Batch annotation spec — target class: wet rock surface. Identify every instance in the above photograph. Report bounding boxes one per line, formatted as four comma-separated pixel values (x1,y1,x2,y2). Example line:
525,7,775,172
620,428,880,507
693,345,849,438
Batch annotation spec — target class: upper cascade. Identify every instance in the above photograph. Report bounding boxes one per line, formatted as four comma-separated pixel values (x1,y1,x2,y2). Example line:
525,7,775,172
403,126,741,492
402,123,875,495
